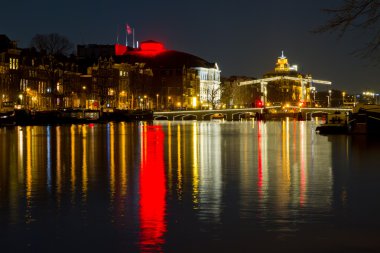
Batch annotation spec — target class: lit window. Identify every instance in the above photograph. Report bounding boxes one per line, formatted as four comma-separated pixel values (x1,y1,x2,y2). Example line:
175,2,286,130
9,58,19,70
108,88,115,96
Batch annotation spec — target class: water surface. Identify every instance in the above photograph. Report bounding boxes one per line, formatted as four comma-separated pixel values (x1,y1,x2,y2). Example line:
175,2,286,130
1,120,379,252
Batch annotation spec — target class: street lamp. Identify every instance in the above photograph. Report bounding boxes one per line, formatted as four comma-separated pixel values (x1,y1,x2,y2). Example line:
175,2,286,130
328,90,332,107
342,91,346,106
156,94,159,111
168,96,171,110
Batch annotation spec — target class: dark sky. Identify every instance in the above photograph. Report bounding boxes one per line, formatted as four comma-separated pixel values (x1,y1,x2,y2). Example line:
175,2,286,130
1,0,379,93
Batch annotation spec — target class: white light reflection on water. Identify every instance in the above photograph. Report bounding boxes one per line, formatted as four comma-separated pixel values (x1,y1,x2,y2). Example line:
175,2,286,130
1,121,379,252
199,122,222,223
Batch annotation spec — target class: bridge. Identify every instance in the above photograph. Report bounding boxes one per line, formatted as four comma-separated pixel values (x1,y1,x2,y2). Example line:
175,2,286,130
154,107,353,121
154,107,265,121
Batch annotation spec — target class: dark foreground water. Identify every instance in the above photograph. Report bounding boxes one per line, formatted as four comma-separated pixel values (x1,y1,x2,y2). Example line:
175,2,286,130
1,119,380,253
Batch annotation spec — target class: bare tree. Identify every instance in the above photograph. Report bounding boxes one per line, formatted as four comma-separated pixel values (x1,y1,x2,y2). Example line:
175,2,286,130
31,33,73,56
30,34,73,108
206,85,221,109
315,0,380,59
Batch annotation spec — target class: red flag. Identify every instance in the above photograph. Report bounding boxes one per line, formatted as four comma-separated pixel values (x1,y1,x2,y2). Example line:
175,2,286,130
126,24,132,35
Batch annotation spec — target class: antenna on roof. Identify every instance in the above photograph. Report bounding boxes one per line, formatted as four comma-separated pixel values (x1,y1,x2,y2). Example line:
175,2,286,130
281,50,285,58
133,28,135,48
116,25,120,44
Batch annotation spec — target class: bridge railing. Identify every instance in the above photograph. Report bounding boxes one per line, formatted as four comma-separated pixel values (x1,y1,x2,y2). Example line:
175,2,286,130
153,107,353,121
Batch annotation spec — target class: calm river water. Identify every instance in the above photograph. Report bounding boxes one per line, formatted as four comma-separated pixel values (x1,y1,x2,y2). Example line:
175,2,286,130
1,119,380,253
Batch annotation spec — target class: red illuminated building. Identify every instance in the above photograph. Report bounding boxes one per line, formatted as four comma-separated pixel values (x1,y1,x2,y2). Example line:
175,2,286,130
113,40,221,110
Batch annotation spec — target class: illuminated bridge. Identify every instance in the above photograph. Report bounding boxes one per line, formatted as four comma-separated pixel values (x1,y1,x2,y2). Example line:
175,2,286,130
153,107,352,121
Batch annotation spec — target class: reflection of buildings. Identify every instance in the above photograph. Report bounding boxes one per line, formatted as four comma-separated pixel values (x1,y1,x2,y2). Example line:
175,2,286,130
236,120,333,227
165,121,222,221
198,123,222,222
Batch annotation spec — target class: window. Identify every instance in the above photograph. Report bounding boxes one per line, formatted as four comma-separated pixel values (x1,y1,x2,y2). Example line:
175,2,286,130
38,81,46,94
9,58,19,70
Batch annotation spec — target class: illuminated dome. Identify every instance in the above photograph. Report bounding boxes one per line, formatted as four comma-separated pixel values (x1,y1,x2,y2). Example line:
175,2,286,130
139,40,165,53
274,51,298,72
115,40,215,68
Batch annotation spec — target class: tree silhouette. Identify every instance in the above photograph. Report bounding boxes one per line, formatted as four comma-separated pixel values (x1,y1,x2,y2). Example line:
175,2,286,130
316,0,380,60
30,33,73,108
31,33,73,56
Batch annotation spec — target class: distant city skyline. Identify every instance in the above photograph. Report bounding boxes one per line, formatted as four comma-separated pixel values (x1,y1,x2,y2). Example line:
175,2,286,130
2,0,378,93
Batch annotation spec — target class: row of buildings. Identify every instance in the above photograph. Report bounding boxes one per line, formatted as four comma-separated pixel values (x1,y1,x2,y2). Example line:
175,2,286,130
0,35,221,111
4,33,372,111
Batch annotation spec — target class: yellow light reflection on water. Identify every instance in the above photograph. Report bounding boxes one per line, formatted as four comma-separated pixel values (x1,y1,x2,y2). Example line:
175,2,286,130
177,124,182,200
109,123,115,199
299,121,307,206
56,126,62,202
192,122,199,207
282,119,290,179
70,125,76,196
17,127,24,183
81,125,88,200
25,126,32,223
120,122,127,198
167,122,173,191
280,118,291,207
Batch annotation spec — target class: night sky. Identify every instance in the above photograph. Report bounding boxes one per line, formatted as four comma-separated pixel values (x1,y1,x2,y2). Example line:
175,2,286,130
1,0,379,93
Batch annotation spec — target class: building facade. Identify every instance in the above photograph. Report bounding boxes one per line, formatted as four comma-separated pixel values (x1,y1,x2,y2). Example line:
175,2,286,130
191,65,221,109
263,52,311,106
115,40,221,110
0,35,221,111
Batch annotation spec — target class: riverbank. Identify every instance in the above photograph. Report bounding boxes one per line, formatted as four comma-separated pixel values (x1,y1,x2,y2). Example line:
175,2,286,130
0,108,154,126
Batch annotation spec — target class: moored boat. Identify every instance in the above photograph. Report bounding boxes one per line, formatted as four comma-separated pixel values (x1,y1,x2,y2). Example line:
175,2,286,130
210,113,225,120
240,112,254,119
315,111,349,135
0,110,16,126
350,103,380,135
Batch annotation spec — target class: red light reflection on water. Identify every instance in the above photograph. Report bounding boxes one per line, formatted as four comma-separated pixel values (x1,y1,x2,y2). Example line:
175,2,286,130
299,122,306,207
139,125,166,253
257,122,263,193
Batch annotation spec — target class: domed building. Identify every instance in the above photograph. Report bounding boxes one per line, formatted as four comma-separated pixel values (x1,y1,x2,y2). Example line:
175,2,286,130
113,41,221,110
263,52,312,106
